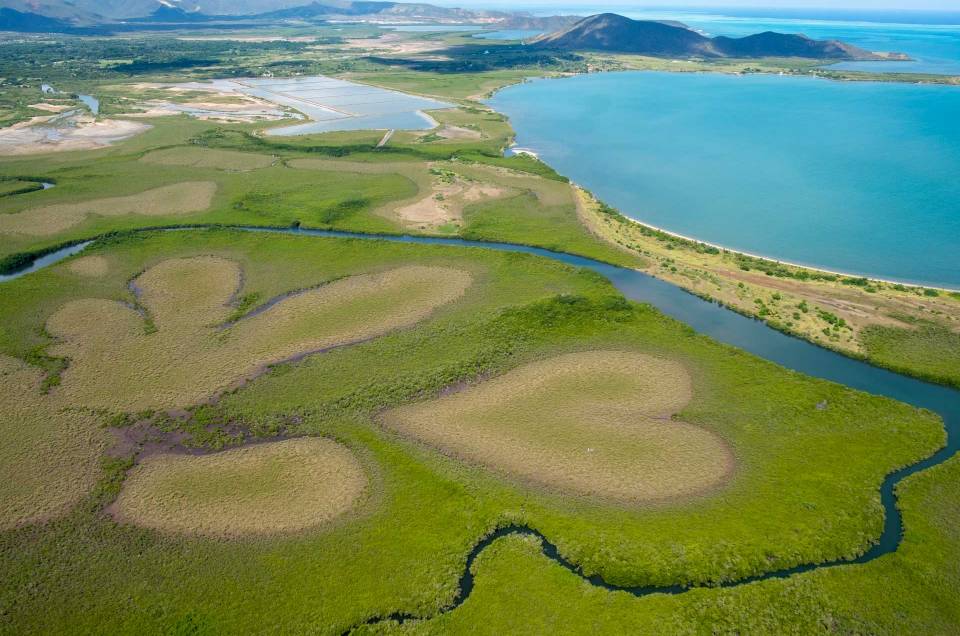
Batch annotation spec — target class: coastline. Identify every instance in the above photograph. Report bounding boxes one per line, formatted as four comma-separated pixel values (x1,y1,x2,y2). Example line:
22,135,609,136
483,72,959,294
601,198,960,293
568,185,960,388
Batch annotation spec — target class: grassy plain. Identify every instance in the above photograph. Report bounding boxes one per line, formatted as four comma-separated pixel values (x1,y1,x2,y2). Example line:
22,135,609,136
0,229,949,634
48,256,472,411
0,110,640,268
0,355,107,530
0,181,217,236
383,350,732,503
67,254,109,277
140,146,276,171
860,323,960,387
112,437,368,537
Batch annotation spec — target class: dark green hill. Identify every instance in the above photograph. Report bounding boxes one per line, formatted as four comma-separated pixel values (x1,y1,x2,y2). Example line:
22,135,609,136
530,13,889,60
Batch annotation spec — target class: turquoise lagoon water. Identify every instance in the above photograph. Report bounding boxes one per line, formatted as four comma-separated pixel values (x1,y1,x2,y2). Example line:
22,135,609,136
488,72,960,287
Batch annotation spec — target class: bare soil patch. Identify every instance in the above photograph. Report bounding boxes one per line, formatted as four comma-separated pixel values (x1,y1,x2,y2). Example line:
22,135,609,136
28,103,70,113
0,182,217,236
431,125,482,141
392,166,508,230
382,351,734,504
0,114,150,156
122,98,290,123
459,163,574,207
395,176,505,229
110,438,366,537
46,257,472,412
287,158,513,230
340,33,449,55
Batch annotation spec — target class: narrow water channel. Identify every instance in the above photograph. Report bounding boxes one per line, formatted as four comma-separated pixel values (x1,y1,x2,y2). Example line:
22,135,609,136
2,226,957,608
78,95,99,115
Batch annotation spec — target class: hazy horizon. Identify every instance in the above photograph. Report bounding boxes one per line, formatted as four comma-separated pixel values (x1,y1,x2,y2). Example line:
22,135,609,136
432,1,960,12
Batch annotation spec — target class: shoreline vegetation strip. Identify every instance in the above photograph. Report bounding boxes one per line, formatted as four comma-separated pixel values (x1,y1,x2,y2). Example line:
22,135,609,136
572,182,960,293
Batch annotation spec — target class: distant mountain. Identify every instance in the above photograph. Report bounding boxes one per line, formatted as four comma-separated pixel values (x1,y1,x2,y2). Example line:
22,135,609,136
129,6,217,22
0,1,178,21
0,7,106,32
0,0,899,61
249,1,578,30
0,7,72,30
530,13,886,60
253,1,391,19
0,1,322,21
0,0,506,21
531,13,710,57
712,31,876,59
0,0,582,32
252,1,346,19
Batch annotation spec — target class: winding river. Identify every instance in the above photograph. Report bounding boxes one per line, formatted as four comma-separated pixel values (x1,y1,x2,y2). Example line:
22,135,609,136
2,226,958,622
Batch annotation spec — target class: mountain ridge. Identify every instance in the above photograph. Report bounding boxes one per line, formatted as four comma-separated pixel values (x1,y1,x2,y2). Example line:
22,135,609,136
0,0,579,30
529,13,892,60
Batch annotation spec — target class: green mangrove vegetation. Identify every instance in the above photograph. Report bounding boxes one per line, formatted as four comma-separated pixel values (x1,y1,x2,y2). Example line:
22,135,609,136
1,21,958,636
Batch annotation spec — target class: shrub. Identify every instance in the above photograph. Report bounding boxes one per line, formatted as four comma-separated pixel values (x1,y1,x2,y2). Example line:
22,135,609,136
817,309,847,329
842,277,871,287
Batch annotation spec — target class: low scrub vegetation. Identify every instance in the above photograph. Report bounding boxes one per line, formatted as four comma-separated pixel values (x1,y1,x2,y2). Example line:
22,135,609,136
861,323,960,388
140,147,275,171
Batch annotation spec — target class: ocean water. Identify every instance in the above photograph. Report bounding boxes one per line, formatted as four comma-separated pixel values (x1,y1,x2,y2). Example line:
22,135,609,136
488,71,960,287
